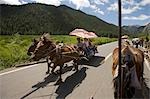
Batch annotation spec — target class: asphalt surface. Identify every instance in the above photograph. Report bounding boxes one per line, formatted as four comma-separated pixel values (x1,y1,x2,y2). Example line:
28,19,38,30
0,42,150,99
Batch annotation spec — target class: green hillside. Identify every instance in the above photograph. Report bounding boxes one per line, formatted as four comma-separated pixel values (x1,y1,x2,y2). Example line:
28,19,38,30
0,3,126,37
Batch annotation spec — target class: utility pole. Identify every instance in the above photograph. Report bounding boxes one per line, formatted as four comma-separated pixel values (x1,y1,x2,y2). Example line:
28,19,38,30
118,0,122,98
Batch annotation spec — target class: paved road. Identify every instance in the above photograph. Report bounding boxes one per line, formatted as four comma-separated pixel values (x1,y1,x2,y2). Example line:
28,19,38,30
0,42,150,99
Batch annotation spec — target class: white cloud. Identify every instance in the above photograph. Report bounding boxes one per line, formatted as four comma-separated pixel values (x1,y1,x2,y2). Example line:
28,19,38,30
107,2,141,14
31,0,61,6
107,2,117,12
122,5,141,14
90,4,104,15
90,4,96,9
0,0,62,6
93,0,109,5
107,0,150,15
101,0,109,3
91,0,109,5
95,9,104,15
21,1,28,4
140,0,150,6
69,0,104,15
122,0,136,6
122,0,150,7
69,0,90,9
93,0,104,5
0,0,21,5
123,14,150,20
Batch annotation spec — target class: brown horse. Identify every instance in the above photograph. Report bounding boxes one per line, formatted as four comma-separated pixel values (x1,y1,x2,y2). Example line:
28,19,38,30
27,33,49,56
31,36,81,83
27,34,57,74
112,42,144,98
27,38,39,56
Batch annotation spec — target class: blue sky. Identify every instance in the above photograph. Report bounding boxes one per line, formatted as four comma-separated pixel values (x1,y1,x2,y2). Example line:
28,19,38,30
1,0,150,26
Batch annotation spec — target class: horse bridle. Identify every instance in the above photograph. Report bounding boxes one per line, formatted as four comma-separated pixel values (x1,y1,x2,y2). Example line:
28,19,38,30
32,42,56,57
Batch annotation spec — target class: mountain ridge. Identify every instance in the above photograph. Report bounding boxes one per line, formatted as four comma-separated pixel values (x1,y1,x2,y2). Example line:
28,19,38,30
122,23,150,35
0,3,127,37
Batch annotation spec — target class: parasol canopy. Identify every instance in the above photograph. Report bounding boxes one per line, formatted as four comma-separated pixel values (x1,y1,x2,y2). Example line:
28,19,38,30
69,29,98,38
121,35,129,39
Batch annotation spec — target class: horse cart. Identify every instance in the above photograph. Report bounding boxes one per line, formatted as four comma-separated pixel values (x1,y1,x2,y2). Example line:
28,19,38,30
27,33,98,84
69,28,98,59
78,44,98,59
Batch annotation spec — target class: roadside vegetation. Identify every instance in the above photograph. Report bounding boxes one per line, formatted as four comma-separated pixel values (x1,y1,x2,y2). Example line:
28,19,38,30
0,34,116,70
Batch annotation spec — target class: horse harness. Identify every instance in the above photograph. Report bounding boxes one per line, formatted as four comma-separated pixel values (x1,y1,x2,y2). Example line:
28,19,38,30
44,44,80,61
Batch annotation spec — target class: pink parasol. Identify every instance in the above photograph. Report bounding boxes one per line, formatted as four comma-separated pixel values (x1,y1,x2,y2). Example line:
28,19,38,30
69,29,98,38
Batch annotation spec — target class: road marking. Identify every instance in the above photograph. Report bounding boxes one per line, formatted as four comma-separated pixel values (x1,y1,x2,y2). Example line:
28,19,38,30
0,64,40,76
144,58,150,71
105,53,112,61
99,53,112,65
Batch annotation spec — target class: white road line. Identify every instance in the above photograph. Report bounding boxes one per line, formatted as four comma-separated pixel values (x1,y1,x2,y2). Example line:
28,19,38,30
144,58,150,71
99,53,112,65
0,64,40,76
105,53,112,61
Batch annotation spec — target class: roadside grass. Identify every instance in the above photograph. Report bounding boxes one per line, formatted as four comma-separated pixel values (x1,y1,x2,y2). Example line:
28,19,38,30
0,34,37,70
93,37,116,45
51,35,116,45
0,34,116,70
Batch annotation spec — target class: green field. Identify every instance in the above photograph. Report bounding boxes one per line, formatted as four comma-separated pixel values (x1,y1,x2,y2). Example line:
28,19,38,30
0,34,116,70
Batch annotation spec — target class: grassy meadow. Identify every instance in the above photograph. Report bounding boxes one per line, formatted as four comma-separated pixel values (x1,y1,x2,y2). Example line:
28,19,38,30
0,34,116,70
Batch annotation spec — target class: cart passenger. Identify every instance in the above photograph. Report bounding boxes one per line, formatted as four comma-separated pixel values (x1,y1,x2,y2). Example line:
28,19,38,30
76,38,84,53
83,38,90,56
89,39,98,53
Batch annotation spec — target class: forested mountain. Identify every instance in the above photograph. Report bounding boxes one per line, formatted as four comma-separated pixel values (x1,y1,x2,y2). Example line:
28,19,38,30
0,3,126,37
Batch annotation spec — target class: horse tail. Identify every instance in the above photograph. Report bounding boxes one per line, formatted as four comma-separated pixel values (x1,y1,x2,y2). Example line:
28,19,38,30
113,76,119,99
